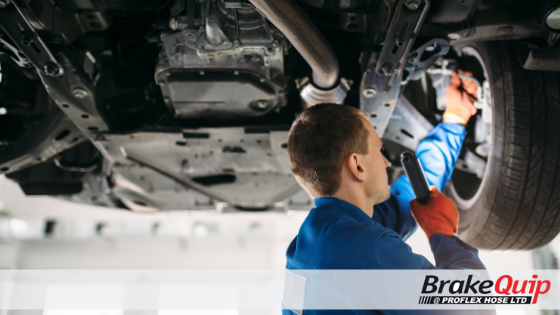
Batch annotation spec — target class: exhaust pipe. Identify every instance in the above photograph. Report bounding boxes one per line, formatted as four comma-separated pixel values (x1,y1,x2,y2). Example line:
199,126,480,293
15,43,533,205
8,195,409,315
249,0,349,106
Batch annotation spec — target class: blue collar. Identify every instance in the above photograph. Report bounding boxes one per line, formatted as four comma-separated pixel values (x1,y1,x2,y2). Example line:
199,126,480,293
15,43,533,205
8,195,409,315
313,197,374,223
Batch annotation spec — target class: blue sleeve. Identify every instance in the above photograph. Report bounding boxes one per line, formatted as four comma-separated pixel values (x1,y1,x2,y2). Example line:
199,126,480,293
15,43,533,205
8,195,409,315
368,231,486,270
415,122,466,190
373,123,466,239
429,234,486,269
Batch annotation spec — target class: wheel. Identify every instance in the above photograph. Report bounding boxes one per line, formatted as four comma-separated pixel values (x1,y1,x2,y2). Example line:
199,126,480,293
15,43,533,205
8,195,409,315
446,40,560,250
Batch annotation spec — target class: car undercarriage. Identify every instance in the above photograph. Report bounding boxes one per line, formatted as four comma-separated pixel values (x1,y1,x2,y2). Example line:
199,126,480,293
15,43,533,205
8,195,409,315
1,0,560,249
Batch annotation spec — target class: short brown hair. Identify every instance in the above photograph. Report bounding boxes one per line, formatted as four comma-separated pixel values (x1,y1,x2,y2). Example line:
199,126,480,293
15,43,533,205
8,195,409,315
288,103,370,197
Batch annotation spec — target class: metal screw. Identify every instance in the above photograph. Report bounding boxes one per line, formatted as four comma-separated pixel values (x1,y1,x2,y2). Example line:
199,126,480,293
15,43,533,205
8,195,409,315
0,0,8,8
362,88,377,98
257,101,268,108
381,63,394,76
272,40,280,47
73,88,88,99
406,0,419,10
425,45,435,52
43,62,61,76
464,31,471,37
233,40,240,48
233,70,239,75
260,78,265,83
199,70,205,75
252,56,260,62
395,36,404,47
196,45,204,53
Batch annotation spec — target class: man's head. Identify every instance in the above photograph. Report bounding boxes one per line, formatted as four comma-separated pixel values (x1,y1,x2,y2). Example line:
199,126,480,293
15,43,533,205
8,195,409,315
288,103,390,204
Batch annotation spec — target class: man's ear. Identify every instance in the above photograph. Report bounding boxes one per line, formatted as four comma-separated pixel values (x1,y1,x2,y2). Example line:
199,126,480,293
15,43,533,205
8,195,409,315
345,153,366,182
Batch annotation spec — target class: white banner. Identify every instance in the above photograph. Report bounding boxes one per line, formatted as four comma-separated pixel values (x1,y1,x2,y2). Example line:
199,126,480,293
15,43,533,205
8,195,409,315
0,270,558,310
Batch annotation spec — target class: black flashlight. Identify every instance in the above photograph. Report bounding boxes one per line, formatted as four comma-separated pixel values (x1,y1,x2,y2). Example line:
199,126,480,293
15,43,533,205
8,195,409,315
400,151,431,204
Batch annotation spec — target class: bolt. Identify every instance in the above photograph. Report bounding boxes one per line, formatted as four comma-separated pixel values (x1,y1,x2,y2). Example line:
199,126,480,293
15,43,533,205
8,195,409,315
207,15,217,27
425,45,435,52
43,62,61,76
0,0,8,8
448,33,461,40
395,36,405,47
362,88,376,98
272,40,280,47
406,0,419,10
199,70,205,75
73,88,88,99
252,56,260,62
233,40,240,48
464,31,471,37
381,63,394,76
169,18,178,30
257,101,268,108
233,70,239,75
21,35,32,46
196,45,204,53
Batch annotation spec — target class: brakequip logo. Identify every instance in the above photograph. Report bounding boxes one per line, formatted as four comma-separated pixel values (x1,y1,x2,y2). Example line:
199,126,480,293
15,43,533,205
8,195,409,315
418,274,551,305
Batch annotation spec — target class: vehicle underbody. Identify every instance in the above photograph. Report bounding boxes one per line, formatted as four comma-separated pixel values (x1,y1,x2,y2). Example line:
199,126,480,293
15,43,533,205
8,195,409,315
1,0,560,249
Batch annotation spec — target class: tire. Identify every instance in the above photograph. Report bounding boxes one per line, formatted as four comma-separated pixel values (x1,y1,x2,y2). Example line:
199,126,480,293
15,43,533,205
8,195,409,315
447,40,560,250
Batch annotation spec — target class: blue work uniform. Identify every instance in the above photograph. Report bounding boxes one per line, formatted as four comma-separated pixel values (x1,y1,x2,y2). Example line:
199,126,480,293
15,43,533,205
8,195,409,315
283,123,487,314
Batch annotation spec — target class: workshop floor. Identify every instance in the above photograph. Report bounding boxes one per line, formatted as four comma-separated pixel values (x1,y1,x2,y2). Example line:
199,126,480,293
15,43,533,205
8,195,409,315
0,175,556,315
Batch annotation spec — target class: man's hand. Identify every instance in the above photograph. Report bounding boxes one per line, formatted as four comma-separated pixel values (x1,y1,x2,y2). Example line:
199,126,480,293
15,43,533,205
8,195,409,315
410,187,459,238
443,70,478,126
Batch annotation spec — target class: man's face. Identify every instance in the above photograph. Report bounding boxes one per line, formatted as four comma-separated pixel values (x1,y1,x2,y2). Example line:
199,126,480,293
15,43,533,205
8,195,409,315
360,117,391,204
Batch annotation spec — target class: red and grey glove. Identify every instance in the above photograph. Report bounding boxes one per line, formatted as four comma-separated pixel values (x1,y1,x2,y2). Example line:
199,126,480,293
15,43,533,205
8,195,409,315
410,187,459,238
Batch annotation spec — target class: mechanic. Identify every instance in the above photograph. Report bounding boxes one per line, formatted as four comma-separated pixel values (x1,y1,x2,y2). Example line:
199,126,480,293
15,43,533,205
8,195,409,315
283,72,485,313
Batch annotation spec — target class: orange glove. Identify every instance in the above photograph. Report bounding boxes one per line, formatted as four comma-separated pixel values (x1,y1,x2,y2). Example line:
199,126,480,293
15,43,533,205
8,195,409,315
443,70,478,125
410,187,459,238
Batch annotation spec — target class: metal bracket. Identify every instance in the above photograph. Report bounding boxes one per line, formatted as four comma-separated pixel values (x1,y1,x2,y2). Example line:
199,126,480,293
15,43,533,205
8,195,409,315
0,107,87,174
375,0,431,77
382,96,433,151
0,0,63,76
361,0,431,138
0,36,31,68
37,51,114,169
403,38,450,82
360,59,403,138
38,52,109,134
